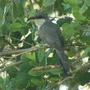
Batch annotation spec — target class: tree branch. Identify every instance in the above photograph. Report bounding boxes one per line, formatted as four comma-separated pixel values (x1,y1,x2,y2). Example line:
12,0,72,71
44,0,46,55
0,46,38,56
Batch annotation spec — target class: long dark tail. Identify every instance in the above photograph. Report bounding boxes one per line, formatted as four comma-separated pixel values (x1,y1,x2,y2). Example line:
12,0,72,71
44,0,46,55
56,49,70,75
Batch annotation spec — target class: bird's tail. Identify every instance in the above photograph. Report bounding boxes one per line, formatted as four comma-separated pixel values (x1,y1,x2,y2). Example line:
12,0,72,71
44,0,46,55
56,49,71,75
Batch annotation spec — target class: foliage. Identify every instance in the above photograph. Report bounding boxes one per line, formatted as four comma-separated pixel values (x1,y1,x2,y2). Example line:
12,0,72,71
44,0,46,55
0,0,90,90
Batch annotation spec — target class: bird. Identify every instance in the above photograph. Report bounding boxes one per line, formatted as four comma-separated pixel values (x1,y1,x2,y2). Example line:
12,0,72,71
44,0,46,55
28,11,71,75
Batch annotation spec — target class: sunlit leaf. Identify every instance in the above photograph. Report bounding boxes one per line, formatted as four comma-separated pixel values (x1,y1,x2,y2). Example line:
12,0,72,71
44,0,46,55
9,22,24,31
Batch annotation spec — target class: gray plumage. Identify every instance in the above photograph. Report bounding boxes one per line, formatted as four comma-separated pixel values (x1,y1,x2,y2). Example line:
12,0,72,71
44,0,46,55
38,20,70,75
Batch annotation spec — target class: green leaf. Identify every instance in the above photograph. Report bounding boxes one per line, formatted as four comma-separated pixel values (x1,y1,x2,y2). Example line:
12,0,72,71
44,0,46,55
81,30,90,44
0,77,4,89
43,0,56,7
83,47,90,56
14,73,30,89
22,52,36,61
13,1,24,18
0,0,6,8
0,8,3,27
74,67,90,85
85,0,90,6
31,78,44,86
73,6,86,21
62,22,79,39
9,22,24,31
47,68,61,75
64,0,78,5
36,48,46,63
29,69,45,76
83,7,90,19
80,2,88,14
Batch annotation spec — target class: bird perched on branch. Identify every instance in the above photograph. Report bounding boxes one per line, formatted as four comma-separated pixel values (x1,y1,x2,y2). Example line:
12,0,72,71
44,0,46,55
28,11,71,75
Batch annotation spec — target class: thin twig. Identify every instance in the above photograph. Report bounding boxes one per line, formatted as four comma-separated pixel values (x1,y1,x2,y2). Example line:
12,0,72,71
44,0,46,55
0,46,38,56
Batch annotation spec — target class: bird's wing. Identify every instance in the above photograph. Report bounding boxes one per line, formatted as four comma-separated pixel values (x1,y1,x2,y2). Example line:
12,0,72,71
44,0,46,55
39,20,63,49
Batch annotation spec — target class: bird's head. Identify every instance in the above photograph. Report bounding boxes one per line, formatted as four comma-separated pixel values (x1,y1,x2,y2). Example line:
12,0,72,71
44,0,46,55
27,11,48,28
